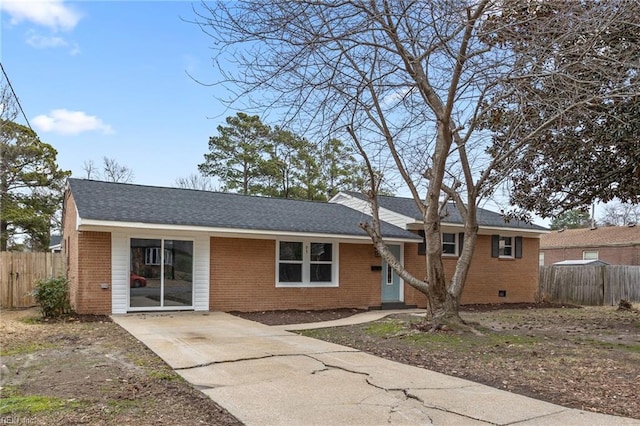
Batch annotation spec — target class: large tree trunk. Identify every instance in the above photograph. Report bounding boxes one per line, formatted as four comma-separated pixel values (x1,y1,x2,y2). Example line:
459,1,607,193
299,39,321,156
421,125,464,329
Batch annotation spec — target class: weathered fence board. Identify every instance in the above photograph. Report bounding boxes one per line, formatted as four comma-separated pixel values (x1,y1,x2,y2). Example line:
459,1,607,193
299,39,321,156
0,252,66,308
539,265,640,306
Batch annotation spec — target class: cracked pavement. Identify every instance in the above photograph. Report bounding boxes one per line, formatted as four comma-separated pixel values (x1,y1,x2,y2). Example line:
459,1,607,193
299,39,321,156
112,311,640,426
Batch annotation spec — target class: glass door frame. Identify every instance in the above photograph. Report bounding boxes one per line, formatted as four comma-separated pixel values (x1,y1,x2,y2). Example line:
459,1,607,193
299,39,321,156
128,236,195,312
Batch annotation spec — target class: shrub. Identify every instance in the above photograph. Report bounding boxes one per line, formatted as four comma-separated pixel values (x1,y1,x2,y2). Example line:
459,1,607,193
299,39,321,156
30,276,72,318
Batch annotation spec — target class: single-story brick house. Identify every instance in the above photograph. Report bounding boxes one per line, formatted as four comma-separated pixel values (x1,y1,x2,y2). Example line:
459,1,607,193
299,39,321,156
540,225,640,266
330,192,549,305
62,179,548,315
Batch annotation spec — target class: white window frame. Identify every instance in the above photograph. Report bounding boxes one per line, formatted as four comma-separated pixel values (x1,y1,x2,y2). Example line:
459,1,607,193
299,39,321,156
442,233,458,257
276,239,339,288
499,236,514,258
583,250,599,260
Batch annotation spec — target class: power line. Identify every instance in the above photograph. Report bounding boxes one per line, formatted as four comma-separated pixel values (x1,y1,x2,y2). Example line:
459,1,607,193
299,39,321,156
0,61,33,131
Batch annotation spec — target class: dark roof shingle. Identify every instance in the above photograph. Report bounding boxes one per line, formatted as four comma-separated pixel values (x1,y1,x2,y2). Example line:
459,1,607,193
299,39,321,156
343,191,548,231
67,179,420,240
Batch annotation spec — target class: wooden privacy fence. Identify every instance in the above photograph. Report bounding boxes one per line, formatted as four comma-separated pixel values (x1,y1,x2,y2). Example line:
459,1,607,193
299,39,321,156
539,265,640,306
0,252,66,309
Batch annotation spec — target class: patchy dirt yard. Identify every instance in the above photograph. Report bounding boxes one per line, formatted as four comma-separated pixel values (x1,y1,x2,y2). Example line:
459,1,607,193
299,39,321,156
0,308,241,426
3,304,638,423
239,303,640,420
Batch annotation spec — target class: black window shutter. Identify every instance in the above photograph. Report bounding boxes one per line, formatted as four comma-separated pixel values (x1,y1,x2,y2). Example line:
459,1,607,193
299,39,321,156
418,230,426,255
458,232,464,256
491,235,500,258
515,236,523,258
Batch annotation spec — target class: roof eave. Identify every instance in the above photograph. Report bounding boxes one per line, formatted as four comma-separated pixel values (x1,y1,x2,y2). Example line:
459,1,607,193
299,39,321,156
406,221,549,236
76,218,421,243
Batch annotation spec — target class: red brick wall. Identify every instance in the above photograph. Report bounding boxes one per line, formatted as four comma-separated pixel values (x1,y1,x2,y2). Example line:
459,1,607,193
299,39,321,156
209,237,382,311
403,243,428,307
63,192,112,315
542,246,640,266
404,235,540,305
75,231,112,314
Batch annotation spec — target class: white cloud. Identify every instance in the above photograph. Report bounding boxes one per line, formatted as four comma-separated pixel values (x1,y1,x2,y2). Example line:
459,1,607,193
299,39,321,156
1,0,81,31
25,30,81,54
33,109,114,136
26,32,67,48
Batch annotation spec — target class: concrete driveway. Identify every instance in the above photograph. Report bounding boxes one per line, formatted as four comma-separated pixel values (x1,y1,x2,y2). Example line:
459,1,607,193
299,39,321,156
112,312,639,425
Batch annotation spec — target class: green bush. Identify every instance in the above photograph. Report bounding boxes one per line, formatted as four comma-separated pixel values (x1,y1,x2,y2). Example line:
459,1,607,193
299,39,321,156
30,276,72,318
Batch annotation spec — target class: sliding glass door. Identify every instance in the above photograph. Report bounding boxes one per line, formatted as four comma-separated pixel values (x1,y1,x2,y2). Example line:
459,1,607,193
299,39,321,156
129,238,193,310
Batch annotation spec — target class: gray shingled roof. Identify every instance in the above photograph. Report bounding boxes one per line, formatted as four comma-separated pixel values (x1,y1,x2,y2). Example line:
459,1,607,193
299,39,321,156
49,235,62,247
344,191,548,231
67,179,421,240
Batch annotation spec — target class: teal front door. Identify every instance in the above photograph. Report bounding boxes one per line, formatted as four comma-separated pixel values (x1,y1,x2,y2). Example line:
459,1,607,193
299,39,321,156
381,245,401,302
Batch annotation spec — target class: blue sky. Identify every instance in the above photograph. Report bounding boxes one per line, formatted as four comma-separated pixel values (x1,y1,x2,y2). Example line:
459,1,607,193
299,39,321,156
1,0,228,187
4,1,611,226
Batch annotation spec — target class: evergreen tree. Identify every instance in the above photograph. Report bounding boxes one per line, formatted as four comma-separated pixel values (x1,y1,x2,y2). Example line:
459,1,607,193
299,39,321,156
0,120,70,251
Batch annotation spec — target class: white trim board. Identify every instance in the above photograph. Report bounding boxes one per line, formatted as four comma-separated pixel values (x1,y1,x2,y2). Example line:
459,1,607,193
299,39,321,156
76,219,420,243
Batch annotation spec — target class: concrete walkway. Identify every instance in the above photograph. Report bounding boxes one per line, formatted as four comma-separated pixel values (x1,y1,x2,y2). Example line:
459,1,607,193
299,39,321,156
112,311,640,426
271,308,426,331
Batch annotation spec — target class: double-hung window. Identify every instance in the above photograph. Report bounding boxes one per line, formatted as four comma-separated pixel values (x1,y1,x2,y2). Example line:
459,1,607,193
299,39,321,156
442,233,457,256
277,240,338,287
491,235,523,259
418,231,461,256
499,236,513,258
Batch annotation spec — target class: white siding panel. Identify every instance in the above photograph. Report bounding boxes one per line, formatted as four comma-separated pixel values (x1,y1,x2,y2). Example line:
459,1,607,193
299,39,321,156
193,235,210,311
111,231,129,314
110,229,209,313
331,192,413,229
377,208,412,229
331,194,372,215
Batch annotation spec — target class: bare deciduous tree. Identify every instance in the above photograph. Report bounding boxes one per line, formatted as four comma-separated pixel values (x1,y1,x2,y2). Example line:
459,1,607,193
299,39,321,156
103,157,134,183
600,202,640,227
196,0,640,329
82,157,134,183
174,173,217,191
82,159,98,179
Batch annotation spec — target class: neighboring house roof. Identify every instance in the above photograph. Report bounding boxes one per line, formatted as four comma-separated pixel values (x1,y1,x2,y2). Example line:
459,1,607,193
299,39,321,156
553,259,610,266
541,225,640,249
332,191,548,232
49,235,62,249
66,179,420,241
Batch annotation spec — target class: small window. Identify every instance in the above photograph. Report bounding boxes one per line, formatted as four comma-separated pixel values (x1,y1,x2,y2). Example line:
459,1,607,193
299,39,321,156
539,252,545,266
279,242,303,282
442,233,457,255
418,231,460,256
583,251,599,260
310,243,332,282
491,235,523,259
499,236,513,258
277,240,337,287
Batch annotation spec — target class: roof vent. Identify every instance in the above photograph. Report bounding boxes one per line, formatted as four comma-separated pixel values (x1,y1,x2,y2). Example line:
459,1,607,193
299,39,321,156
558,227,566,233
590,226,598,230
629,223,637,228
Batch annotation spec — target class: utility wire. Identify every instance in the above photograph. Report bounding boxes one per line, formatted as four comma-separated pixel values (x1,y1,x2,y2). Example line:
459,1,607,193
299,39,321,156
0,61,33,131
